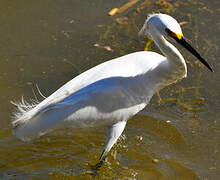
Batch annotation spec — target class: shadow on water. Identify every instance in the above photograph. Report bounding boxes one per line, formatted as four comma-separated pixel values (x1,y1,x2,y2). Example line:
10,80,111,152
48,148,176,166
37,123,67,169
0,0,219,179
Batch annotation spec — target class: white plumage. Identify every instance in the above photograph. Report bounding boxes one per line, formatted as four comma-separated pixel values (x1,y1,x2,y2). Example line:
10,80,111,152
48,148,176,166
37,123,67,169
12,52,169,139
11,13,212,165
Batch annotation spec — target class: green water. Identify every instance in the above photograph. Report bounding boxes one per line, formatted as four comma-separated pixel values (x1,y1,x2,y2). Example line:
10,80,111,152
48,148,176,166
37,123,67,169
0,0,219,179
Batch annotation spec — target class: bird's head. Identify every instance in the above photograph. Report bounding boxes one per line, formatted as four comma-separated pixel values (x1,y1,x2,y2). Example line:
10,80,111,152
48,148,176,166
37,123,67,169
139,13,213,72
139,13,182,43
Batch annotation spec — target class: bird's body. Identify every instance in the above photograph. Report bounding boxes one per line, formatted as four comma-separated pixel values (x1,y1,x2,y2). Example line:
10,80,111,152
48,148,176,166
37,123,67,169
13,51,184,139
12,13,212,165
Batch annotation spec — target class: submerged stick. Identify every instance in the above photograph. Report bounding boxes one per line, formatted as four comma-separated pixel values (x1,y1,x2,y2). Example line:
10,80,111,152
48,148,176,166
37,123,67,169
108,0,139,16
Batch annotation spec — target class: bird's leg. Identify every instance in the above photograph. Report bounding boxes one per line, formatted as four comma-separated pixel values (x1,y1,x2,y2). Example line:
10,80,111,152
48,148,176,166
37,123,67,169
94,121,127,170
144,38,153,51
156,91,163,105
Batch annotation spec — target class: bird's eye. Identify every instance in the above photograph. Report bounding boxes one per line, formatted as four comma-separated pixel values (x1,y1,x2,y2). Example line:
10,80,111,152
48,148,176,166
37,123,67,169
165,28,172,35
165,28,181,40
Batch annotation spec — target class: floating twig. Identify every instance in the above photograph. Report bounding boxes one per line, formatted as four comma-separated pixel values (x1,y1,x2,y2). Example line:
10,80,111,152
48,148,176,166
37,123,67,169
108,0,140,16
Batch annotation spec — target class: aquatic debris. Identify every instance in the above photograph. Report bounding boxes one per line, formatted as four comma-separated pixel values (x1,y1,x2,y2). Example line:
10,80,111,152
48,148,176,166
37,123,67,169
180,98,207,113
108,0,140,16
61,30,71,39
115,17,129,25
135,135,143,141
94,43,113,51
108,8,119,16
179,21,188,26
152,159,159,163
104,46,113,51
156,91,163,105
93,43,99,47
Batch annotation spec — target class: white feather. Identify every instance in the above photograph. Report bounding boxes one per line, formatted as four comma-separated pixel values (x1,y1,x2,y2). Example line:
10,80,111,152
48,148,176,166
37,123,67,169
11,51,171,141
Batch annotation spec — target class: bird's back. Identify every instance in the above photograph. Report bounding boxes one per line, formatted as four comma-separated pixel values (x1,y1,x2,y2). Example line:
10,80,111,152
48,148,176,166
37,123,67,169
30,51,166,110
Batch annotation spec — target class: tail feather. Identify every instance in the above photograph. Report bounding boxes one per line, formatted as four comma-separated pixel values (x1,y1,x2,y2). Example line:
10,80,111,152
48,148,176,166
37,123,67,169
11,97,79,141
11,97,39,129
11,85,87,141
11,84,47,128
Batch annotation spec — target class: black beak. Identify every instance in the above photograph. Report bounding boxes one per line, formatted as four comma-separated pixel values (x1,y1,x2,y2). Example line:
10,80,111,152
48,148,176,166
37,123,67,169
175,36,213,72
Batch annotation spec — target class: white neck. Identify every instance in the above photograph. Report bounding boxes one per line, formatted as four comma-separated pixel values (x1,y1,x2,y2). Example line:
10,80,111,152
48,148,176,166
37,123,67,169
152,32,187,81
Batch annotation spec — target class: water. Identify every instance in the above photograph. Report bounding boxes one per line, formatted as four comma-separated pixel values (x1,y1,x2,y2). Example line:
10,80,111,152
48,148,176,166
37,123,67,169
0,0,219,179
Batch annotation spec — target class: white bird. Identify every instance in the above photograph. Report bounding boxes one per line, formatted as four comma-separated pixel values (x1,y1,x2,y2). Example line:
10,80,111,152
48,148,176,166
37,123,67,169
11,13,212,167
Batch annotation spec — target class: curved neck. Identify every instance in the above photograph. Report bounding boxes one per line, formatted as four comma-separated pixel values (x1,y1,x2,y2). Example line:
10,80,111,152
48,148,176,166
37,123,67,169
152,32,187,78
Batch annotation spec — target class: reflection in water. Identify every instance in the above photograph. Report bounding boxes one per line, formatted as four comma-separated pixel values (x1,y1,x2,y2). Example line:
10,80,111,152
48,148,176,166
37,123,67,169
0,0,219,179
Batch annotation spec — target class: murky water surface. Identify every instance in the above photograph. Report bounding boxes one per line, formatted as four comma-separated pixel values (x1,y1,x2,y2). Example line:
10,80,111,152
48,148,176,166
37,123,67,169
0,0,219,179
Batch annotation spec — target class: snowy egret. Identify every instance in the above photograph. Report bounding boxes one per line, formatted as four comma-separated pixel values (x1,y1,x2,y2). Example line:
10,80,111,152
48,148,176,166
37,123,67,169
12,13,212,167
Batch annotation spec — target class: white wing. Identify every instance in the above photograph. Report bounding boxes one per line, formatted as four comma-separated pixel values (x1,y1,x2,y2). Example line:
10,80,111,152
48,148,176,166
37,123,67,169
12,51,166,140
